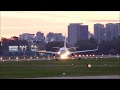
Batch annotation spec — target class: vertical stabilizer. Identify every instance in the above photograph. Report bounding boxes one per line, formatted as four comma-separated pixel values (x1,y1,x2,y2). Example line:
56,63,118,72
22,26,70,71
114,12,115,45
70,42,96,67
64,33,66,47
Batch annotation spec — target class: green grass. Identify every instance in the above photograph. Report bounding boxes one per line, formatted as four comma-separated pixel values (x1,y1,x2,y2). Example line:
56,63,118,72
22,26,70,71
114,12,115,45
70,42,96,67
0,58,120,78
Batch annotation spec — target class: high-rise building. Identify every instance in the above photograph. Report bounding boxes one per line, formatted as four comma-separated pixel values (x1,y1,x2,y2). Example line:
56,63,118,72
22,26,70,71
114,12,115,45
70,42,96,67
28,34,35,41
68,23,88,46
94,23,105,43
35,31,45,43
19,33,35,41
79,25,88,40
106,23,119,41
116,23,120,36
46,32,64,43
19,33,29,40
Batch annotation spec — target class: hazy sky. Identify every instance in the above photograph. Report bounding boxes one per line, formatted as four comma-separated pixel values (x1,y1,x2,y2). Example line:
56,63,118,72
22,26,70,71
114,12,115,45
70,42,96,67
1,11,120,38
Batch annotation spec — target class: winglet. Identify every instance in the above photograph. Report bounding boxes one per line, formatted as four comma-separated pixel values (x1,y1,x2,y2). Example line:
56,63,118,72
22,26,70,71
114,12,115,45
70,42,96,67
96,45,99,50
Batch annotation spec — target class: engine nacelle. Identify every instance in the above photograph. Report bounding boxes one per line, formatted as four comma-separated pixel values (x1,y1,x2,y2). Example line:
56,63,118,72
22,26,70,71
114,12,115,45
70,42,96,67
69,53,75,57
52,54,56,56
71,53,75,56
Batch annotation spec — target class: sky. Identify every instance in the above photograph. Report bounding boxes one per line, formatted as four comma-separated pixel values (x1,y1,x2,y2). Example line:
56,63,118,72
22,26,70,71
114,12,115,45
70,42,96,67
0,11,120,38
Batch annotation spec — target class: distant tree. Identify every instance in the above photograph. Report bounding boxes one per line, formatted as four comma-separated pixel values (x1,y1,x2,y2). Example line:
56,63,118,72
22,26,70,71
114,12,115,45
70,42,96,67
73,38,99,55
98,37,120,55
75,37,98,50
45,41,64,51
109,48,116,55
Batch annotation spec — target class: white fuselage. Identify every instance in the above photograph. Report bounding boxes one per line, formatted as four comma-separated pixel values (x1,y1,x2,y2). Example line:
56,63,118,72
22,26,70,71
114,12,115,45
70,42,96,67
58,47,69,54
57,47,70,59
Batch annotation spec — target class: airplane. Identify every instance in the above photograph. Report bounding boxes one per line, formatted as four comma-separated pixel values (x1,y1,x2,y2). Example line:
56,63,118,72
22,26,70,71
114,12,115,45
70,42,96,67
39,34,98,60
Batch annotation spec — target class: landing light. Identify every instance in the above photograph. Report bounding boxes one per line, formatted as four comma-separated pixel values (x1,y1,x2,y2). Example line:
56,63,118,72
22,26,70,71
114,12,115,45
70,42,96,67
66,51,70,54
58,52,60,54
60,54,67,59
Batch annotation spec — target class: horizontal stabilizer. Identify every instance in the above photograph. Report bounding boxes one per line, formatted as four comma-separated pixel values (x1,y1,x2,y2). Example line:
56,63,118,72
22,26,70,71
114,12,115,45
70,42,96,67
52,47,60,49
68,47,79,50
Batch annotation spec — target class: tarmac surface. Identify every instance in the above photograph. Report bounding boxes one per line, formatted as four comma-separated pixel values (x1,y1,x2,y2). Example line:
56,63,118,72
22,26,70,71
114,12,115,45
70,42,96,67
1,55,120,79
23,75,120,79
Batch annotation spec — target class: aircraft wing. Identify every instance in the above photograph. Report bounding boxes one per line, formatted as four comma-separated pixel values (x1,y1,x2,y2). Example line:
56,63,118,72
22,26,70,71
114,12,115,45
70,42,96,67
42,51,58,54
69,46,98,54
69,49,97,54
37,50,58,54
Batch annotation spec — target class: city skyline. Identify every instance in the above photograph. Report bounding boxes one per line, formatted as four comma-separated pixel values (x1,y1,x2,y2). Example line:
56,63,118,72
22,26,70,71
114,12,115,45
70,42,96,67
1,11,119,38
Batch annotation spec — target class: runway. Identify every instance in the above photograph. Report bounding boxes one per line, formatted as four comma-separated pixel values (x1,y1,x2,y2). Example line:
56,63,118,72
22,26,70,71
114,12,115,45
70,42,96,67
22,75,120,79
0,55,120,62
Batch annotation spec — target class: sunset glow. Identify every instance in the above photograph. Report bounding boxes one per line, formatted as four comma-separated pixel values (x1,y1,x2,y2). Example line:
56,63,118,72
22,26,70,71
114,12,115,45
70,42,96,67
1,11,119,38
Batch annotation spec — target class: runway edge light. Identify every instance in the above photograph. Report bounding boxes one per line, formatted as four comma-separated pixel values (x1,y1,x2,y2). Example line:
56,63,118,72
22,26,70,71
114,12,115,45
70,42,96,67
87,64,91,68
